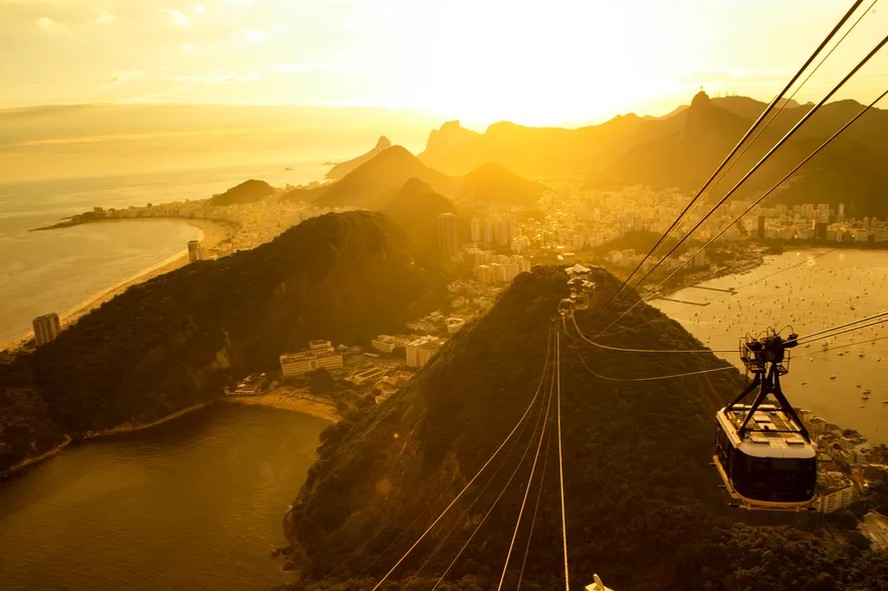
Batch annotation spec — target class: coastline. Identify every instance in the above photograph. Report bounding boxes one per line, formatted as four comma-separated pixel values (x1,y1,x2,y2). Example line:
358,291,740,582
1,435,73,481
82,400,214,441
1,400,215,482
224,387,341,423
1,217,236,351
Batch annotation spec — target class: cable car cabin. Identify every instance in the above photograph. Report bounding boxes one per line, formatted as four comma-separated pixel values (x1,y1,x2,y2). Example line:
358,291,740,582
714,404,816,510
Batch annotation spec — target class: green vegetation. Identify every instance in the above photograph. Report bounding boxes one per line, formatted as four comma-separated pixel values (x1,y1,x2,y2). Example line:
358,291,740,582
284,266,888,591
0,211,445,475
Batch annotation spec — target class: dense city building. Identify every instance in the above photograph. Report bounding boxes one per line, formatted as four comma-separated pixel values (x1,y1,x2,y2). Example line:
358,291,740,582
437,213,459,258
279,340,343,378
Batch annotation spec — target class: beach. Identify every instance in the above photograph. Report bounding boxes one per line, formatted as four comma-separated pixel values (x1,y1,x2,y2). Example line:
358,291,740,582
2,217,235,351
224,386,341,423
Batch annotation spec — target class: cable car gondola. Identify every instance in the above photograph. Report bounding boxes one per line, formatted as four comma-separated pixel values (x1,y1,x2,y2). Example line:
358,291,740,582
713,332,816,510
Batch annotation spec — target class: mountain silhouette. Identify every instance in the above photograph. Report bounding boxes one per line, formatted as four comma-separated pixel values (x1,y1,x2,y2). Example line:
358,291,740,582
419,93,888,216
383,178,457,255
458,161,544,207
325,136,392,180
288,146,543,213
312,146,453,211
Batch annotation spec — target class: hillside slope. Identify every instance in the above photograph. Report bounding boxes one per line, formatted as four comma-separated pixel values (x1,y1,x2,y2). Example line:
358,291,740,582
0,211,443,473
210,179,274,206
325,136,392,180
283,266,888,591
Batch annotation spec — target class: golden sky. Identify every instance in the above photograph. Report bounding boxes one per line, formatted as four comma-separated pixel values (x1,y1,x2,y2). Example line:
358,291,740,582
1,0,886,127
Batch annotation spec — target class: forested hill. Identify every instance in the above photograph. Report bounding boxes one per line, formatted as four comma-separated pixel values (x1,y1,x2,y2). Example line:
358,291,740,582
283,266,888,591
0,211,444,475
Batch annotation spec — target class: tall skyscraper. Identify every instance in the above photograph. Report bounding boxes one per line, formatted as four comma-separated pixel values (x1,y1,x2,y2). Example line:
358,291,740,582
33,312,60,346
437,213,459,258
187,240,203,262
470,217,481,243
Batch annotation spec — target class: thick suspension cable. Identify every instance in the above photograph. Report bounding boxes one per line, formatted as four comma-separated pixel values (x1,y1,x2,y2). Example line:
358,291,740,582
496,355,555,591
405,372,550,586
370,330,553,591
570,310,734,354
516,416,553,591
590,0,866,325
593,249,835,341
610,36,888,313
798,317,888,345
797,309,888,343
597,87,888,336
430,344,557,591
555,332,571,591
574,351,735,382
808,333,888,356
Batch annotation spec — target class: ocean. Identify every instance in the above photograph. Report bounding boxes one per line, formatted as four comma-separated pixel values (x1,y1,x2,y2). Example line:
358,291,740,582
0,161,327,345
0,403,329,591
651,248,888,444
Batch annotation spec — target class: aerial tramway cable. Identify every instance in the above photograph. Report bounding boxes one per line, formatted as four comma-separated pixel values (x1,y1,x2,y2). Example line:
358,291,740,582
588,0,868,327
596,88,888,336
369,330,554,591
515,411,553,591
568,310,735,354
555,332,571,591
496,349,556,591
429,334,558,591
404,366,552,586
796,309,888,343
798,317,888,345
603,35,888,328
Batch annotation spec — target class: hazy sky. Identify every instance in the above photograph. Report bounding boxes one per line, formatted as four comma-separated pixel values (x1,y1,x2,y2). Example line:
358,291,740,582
2,0,886,126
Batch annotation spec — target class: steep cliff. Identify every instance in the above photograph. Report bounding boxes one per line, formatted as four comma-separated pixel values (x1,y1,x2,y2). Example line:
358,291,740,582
0,211,443,473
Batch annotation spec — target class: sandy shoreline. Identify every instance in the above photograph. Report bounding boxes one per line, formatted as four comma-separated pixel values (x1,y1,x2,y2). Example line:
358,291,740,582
2,217,236,351
224,387,341,423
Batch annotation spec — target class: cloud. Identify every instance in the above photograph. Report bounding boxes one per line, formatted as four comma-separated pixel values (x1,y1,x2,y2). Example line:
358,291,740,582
103,70,147,88
269,63,347,74
158,7,192,28
237,28,267,43
96,10,117,25
35,16,70,35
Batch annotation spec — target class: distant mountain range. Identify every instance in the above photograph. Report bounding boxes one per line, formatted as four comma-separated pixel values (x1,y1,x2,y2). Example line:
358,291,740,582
418,92,888,216
290,145,545,219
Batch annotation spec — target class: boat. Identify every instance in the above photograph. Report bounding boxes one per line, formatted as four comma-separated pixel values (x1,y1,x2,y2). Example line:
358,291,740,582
859,352,865,358
830,375,837,380
864,389,872,395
